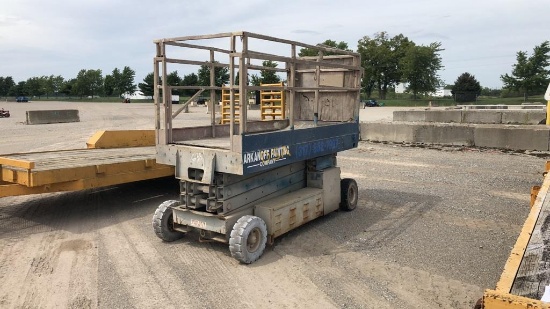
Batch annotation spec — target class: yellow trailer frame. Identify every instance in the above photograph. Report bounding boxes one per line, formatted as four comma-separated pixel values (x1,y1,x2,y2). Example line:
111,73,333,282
0,130,174,198
481,161,550,308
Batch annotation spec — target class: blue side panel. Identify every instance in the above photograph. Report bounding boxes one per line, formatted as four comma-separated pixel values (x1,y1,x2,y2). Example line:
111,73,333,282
241,123,359,174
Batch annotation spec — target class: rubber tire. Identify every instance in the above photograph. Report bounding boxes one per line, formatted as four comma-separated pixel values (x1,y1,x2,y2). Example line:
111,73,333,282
152,200,184,242
340,178,358,211
229,215,267,264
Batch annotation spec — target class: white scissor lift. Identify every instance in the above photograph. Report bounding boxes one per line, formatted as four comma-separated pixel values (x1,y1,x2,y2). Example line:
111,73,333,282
152,31,363,263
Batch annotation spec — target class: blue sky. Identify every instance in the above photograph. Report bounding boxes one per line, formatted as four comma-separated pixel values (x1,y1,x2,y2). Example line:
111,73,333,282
1,0,548,89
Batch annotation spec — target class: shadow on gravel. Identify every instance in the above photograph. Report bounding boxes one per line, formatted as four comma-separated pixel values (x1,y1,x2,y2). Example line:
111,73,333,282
0,177,180,236
267,188,441,262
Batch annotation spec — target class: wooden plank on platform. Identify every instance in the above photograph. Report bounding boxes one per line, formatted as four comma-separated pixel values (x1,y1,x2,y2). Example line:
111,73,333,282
508,164,550,299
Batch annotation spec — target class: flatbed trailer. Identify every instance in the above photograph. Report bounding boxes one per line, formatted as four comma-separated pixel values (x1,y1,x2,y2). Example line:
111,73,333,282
480,161,550,308
151,31,363,263
0,130,173,198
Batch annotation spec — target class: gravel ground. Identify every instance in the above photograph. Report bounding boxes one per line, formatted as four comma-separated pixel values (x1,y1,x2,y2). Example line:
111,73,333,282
0,101,545,308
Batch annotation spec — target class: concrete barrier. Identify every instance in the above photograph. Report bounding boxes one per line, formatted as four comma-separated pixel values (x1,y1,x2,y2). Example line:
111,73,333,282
392,110,546,125
474,126,550,151
361,122,415,143
361,122,550,151
414,123,474,146
501,110,546,124
458,105,508,109
26,109,80,125
461,110,502,124
393,110,426,122
361,122,474,146
426,110,462,123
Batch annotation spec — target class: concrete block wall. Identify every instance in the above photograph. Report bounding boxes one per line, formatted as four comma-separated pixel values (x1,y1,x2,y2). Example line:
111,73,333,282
362,122,475,146
361,122,550,151
473,126,550,151
393,110,545,125
26,110,80,125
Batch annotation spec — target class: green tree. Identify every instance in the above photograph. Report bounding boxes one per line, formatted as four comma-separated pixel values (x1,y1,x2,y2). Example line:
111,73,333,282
104,74,116,96
103,66,135,97
42,75,54,98
0,76,15,97
451,72,481,102
26,77,45,98
258,60,281,85
197,63,229,87
138,73,155,97
120,66,136,96
50,75,64,97
166,71,182,95
181,73,199,96
12,81,29,96
104,68,121,96
400,43,443,99
74,69,103,98
480,87,502,97
61,78,76,96
357,32,414,99
298,39,351,57
501,41,550,101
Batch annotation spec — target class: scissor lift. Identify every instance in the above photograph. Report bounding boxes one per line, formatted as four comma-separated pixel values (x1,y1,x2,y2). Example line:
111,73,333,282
152,31,363,263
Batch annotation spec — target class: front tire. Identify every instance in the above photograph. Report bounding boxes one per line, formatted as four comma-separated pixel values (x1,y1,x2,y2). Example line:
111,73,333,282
340,178,358,211
152,200,185,242
229,215,267,264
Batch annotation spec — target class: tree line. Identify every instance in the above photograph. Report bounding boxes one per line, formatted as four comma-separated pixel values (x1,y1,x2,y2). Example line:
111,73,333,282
0,66,136,99
1,33,548,103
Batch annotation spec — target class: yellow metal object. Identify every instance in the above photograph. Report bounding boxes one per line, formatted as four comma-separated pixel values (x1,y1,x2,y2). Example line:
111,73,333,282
0,130,174,198
260,82,285,120
483,290,550,309
481,160,550,308
220,87,239,124
0,166,173,198
546,101,550,125
531,186,541,208
495,171,549,292
87,130,155,149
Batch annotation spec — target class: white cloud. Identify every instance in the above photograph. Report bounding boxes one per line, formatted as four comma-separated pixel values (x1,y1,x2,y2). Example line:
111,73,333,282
0,0,548,88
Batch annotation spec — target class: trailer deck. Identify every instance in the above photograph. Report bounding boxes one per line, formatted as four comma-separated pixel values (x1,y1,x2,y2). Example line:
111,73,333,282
482,161,550,308
0,130,174,198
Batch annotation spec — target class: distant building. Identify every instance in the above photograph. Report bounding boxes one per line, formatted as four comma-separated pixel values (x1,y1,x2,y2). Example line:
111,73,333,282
429,88,452,97
123,91,152,100
395,83,407,94
395,82,451,97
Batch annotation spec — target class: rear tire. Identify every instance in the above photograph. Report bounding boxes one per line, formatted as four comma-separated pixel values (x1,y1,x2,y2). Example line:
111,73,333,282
152,200,184,242
229,215,267,264
340,178,358,211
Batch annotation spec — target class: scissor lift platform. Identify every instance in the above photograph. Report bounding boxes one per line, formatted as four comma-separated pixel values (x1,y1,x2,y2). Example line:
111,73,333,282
151,31,363,264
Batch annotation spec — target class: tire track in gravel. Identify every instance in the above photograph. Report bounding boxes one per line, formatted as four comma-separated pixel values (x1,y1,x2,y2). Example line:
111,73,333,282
0,189,99,309
273,228,481,308
91,180,251,309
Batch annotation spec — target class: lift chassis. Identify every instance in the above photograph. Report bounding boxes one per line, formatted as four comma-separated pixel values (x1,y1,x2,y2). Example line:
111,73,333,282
151,31,363,263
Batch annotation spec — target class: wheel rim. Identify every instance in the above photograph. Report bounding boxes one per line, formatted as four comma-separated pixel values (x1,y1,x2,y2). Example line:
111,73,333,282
247,227,262,252
167,213,175,232
348,185,358,205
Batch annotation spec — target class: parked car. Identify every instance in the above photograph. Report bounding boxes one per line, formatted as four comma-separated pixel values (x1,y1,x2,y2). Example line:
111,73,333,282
363,99,380,108
16,96,29,102
196,97,207,106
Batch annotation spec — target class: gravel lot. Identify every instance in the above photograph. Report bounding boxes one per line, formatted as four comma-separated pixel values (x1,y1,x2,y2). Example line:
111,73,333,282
0,101,545,308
